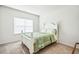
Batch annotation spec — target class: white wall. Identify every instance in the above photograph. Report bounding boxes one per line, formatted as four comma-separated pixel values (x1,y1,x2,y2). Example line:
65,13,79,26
55,6,79,47
1,5,79,47
7,5,61,31
0,6,39,44
0,6,1,40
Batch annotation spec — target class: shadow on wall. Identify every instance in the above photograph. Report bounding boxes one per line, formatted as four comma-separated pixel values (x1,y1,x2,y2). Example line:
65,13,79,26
57,20,63,42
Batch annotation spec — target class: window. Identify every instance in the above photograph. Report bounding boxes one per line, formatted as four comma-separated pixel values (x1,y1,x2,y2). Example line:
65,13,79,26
14,17,33,34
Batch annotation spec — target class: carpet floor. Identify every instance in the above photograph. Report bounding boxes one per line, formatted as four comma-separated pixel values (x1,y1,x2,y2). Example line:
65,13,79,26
0,41,78,54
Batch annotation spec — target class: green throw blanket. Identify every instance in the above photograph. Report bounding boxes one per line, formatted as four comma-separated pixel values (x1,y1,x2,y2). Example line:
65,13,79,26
34,33,56,53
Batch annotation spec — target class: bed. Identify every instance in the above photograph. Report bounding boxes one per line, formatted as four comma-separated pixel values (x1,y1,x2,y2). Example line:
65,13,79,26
21,23,58,54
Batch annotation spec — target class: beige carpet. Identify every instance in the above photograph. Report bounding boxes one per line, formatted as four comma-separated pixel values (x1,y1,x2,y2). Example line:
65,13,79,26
0,41,78,54
37,43,73,54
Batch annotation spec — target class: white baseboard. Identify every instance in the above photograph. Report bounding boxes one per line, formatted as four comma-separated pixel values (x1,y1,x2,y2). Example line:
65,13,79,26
58,41,74,48
0,40,21,46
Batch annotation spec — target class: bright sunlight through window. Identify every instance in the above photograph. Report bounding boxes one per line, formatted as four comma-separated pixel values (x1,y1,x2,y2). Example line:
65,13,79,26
14,17,33,34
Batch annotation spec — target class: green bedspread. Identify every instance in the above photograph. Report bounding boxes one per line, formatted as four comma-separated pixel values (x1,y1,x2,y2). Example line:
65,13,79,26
34,33,57,53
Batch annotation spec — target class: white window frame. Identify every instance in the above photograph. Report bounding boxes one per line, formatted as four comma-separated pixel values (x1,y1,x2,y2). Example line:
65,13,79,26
14,17,33,34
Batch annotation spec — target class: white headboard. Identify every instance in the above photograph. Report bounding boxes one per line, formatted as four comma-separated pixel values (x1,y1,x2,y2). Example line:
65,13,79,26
42,22,57,34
